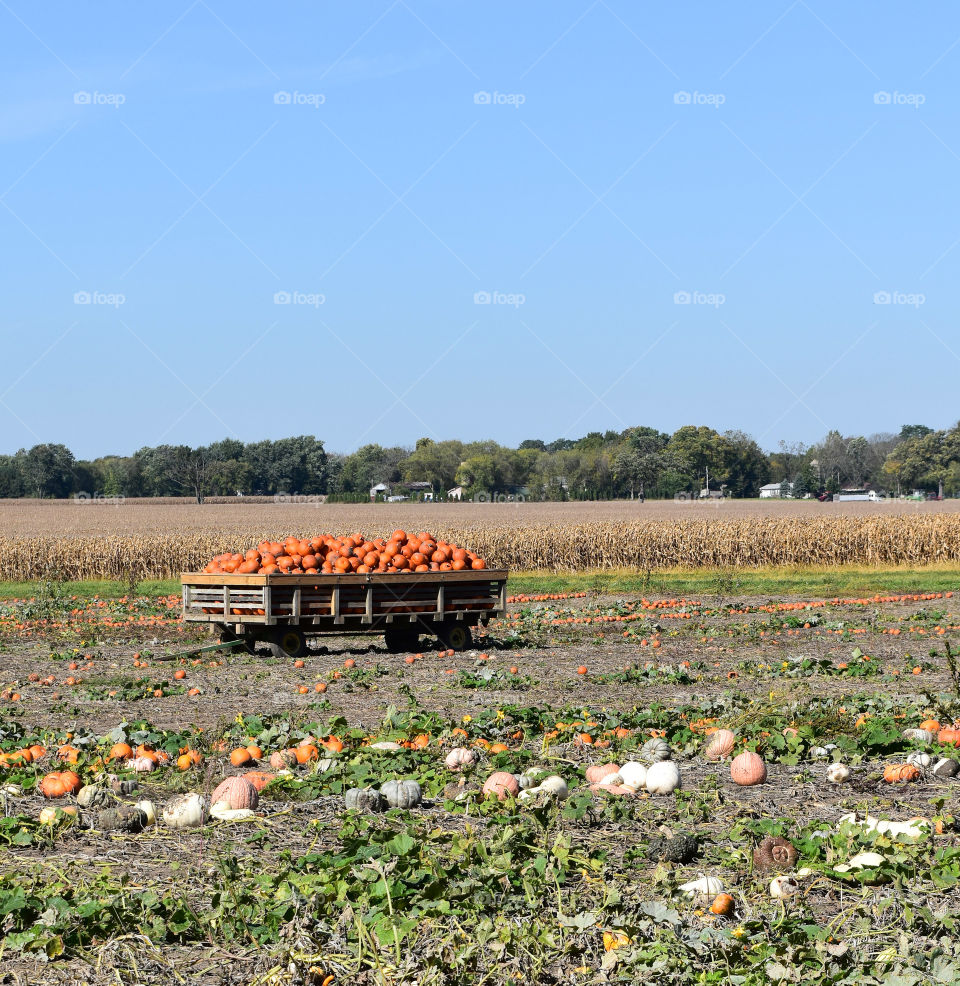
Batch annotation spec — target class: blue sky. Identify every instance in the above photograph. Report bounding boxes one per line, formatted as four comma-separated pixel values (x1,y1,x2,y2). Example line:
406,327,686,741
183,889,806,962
1,1,958,459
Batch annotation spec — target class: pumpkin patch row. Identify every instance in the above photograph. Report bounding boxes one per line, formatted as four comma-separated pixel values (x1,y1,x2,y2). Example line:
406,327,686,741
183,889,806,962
202,530,488,575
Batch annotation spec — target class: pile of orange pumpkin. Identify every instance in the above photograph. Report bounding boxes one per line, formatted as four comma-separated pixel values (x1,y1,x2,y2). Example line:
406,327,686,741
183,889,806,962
201,530,488,576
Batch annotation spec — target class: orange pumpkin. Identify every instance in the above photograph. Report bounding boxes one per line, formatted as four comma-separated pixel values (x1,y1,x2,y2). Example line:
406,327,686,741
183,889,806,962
883,763,921,783
709,893,735,916
108,742,133,761
938,726,960,748
40,774,68,798
245,771,276,792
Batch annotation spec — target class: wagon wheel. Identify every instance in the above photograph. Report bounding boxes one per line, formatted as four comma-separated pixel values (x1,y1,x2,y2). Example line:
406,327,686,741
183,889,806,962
268,627,308,659
384,625,420,653
439,623,472,652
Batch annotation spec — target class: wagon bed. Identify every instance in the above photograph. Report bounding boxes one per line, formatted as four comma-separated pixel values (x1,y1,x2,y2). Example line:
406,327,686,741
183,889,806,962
181,569,508,656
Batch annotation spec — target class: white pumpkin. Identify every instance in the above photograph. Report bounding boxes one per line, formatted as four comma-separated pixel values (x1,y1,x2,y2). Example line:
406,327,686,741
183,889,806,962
136,800,157,826
835,851,889,885
902,728,936,744
906,752,931,768
826,763,850,784
837,813,928,839
130,756,156,773
162,792,205,829
769,876,800,898
644,760,681,795
369,741,403,752
618,761,648,790
537,775,569,800
210,803,256,821
835,851,885,873
680,876,723,896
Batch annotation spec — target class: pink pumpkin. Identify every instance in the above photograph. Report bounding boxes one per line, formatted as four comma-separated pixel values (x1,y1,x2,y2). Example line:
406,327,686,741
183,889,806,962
704,730,736,761
730,751,767,787
585,763,620,784
211,776,259,810
482,771,519,801
589,782,634,795
445,748,477,771
269,749,297,770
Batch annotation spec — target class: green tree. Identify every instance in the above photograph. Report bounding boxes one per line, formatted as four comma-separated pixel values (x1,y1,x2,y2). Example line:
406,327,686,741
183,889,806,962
402,439,464,492
899,424,933,442
723,430,769,497
20,444,76,498
667,426,734,492
0,455,25,497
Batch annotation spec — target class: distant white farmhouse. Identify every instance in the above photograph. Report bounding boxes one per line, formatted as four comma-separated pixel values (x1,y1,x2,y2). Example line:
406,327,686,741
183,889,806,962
447,486,464,500
369,482,389,500
760,481,793,499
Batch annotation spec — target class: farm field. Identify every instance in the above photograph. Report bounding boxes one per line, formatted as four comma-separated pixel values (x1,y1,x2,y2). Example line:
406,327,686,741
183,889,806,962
3,563,960,984
2,498,960,580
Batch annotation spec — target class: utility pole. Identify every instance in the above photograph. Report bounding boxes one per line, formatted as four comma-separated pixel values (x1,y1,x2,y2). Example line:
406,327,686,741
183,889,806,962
705,466,710,497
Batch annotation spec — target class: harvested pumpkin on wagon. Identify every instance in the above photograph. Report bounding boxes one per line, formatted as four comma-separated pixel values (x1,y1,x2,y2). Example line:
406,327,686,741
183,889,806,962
202,530,488,576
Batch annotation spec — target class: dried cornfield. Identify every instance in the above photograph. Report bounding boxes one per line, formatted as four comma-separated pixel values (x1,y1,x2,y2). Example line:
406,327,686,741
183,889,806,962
2,499,960,579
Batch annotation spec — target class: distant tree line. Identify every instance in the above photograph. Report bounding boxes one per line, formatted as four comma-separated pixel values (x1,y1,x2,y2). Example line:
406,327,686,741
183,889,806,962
0,423,956,502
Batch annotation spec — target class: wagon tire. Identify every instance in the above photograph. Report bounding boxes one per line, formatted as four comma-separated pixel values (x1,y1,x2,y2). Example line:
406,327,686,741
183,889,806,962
438,624,472,652
268,628,308,659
